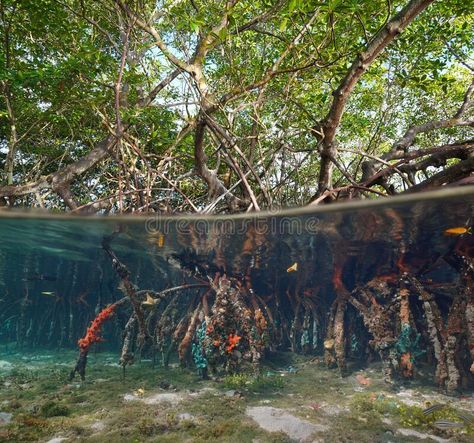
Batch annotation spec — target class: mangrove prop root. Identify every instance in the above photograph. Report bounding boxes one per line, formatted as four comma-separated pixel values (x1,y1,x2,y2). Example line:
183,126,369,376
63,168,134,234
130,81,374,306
467,300,474,375
155,292,182,363
173,314,191,343
69,303,118,381
102,234,149,348
290,300,302,353
69,352,87,382
348,279,397,383
411,278,448,388
399,287,413,378
178,302,202,365
460,265,474,376
120,314,137,370
255,294,276,351
191,274,271,374
446,297,466,392
333,298,347,374
326,262,350,374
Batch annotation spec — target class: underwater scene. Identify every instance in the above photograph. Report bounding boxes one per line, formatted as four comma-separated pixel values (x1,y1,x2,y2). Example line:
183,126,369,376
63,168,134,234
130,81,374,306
1,187,474,443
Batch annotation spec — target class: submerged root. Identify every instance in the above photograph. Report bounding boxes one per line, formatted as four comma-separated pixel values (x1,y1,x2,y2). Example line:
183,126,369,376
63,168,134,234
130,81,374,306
65,232,474,391
178,302,202,365
120,314,137,372
446,297,466,393
411,278,448,388
348,280,398,383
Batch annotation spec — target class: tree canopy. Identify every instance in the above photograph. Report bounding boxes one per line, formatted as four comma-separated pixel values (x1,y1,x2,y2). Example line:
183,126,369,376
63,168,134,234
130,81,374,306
0,0,473,213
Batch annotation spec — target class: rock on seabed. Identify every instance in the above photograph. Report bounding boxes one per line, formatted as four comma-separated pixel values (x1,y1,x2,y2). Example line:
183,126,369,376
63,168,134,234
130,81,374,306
246,406,328,442
0,412,13,426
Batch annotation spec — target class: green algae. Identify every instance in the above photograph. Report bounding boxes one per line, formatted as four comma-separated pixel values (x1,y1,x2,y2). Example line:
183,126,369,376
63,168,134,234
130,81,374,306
222,372,285,392
40,401,71,418
349,392,474,439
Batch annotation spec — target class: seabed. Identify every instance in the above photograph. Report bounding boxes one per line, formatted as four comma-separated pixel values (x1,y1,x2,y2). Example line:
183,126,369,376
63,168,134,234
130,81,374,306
1,349,473,443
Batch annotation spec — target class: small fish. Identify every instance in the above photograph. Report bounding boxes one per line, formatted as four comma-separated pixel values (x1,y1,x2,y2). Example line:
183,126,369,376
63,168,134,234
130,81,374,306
433,420,465,429
457,412,473,424
24,273,57,282
287,262,298,273
142,293,159,306
156,234,165,247
41,291,55,296
444,226,472,235
422,403,445,415
147,231,165,247
323,339,335,350
133,388,145,397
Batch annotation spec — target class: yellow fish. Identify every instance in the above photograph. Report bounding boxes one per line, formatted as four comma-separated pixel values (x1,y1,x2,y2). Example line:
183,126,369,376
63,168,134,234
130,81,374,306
147,231,165,247
444,226,472,236
324,339,335,350
133,388,145,397
142,293,159,306
287,262,298,273
153,233,165,247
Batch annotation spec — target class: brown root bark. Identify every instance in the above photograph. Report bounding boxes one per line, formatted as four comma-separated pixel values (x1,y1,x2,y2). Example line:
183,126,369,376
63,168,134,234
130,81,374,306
102,234,149,350
410,278,448,387
348,278,398,383
399,287,413,378
178,302,202,365
120,315,137,371
445,297,466,393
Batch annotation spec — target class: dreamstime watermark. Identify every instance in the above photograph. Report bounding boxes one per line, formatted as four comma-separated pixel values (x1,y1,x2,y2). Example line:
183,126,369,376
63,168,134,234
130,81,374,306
145,213,322,236
142,193,474,238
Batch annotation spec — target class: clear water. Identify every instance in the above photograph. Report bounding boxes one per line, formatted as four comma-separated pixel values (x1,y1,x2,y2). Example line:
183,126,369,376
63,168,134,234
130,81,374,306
1,187,474,442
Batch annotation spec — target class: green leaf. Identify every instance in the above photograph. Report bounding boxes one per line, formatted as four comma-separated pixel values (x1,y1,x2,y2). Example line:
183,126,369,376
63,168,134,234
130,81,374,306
289,0,297,13
190,20,200,34
218,27,228,41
